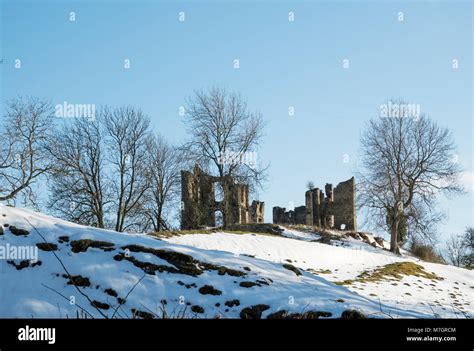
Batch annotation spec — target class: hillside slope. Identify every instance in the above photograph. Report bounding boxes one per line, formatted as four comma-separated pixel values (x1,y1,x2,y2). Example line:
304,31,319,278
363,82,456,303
165,229,474,318
0,204,471,318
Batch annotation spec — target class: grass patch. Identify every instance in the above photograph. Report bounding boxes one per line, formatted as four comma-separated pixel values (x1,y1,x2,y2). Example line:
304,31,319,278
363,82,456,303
282,263,302,276
121,244,246,277
177,281,197,289
113,253,180,275
223,223,283,235
131,308,155,319
225,300,240,308
9,226,30,236
91,300,110,310
307,268,332,275
70,239,114,253
63,274,91,287
198,285,222,296
150,229,212,238
104,288,118,297
256,278,271,286
151,223,283,238
240,304,270,319
7,259,42,270
340,310,366,319
335,262,444,285
239,281,259,288
267,310,332,319
191,305,205,314
36,242,58,251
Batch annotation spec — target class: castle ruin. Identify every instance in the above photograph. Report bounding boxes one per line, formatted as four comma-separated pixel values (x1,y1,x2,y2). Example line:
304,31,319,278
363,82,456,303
273,177,356,231
181,165,265,229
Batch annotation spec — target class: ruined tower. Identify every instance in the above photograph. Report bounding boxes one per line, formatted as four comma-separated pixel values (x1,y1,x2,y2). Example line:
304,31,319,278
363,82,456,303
181,165,265,229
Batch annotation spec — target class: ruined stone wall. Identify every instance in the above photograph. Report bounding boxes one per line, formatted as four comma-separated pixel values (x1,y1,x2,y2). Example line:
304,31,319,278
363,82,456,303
271,205,305,225
181,170,198,229
332,177,356,231
272,206,286,224
198,170,216,227
237,185,250,224
181,165,265,229
181,166,217,229
294,206,306,224
305,191,313,225
250,201,265,223
273,177,356,231
305,188,321,227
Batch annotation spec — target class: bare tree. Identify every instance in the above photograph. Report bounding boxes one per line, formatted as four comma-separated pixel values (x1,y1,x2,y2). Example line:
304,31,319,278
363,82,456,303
140,135,182,232
445,233,468,267
48,116,108,228
104,106,151,232
358,101,462,253
0,97,54,205
461,227,473,268
307,181,315,190
183,87,267,226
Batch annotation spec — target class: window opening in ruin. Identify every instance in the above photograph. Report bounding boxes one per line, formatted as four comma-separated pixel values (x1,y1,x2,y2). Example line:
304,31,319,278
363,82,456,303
214,210,224,227
215,182,224,202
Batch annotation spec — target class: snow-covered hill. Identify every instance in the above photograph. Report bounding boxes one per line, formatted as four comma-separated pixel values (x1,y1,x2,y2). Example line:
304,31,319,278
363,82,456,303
166,229,474,318
0,204,472,319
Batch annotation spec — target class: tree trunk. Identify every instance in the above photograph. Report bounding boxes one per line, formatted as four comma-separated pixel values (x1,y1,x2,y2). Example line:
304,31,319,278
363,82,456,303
97,211,105,229
157,203,163,232
390,216,400,254
221,176,228,228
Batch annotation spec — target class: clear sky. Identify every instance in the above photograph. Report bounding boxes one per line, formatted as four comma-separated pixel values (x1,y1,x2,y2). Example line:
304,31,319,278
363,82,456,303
1,0,472,243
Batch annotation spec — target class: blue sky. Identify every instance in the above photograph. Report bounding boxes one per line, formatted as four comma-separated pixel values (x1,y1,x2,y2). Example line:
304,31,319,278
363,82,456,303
1,0,472,243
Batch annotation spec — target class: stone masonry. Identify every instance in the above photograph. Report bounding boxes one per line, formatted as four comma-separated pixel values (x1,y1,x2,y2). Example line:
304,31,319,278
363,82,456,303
273,177,357,231
181,165,265,229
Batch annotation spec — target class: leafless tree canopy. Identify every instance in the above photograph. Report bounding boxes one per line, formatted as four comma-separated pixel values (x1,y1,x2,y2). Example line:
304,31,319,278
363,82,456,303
48,115,108,228
358,102,462,253
46,105,182,232
463,227,474,268
0,97,54,206
140,135,182,232
104,106,151,232
185,87,266,185
445,233,468,267
446,227,474,268
183,87,267,224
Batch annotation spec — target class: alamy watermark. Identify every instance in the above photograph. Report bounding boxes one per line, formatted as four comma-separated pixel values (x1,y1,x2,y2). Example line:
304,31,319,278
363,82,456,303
18,325,55,345
379,101,421,121
218,150,257,169
0,243,38,262
55,101,96,121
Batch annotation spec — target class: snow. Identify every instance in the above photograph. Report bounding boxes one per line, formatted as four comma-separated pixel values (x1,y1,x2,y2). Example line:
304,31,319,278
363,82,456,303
0,204,472,319
280,227,320,241
166,229,474,318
